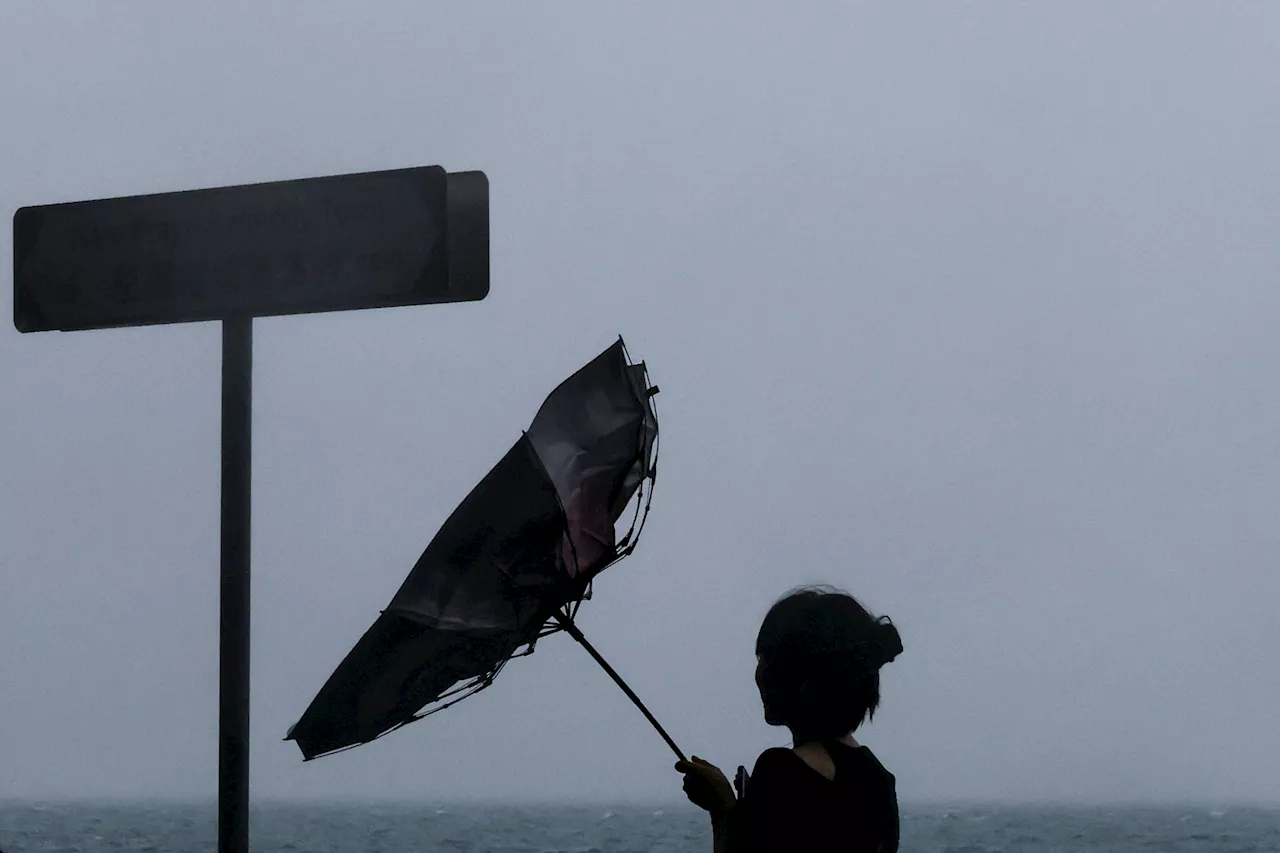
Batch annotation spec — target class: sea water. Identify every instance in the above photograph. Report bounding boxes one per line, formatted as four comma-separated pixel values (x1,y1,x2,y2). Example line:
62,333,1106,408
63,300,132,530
1,801,1277,852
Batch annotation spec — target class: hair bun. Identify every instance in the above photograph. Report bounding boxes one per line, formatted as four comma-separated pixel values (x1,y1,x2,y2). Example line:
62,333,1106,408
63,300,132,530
873,619,903,666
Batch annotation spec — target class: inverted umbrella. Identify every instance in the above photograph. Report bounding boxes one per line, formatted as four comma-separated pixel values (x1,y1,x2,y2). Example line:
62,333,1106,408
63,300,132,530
285,337,683,761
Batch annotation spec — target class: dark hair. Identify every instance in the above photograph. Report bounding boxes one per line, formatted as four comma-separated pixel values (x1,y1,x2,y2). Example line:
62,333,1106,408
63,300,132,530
754,585,903,742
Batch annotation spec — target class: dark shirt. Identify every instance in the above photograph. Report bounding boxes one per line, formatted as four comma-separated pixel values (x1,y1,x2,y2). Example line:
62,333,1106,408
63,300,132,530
737,741,899,853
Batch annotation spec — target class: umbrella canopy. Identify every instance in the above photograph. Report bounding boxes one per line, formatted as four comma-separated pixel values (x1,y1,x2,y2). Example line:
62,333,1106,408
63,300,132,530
286,338,660,761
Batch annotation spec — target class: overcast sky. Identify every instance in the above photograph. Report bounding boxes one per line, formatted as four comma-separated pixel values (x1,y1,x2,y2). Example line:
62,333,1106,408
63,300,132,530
3,3,1279,807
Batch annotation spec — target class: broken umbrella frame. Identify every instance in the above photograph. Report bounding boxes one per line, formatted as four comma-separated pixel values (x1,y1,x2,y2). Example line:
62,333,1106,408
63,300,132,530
286,338,685,763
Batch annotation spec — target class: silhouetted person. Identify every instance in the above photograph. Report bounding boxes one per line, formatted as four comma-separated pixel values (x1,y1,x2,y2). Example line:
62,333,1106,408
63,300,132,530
677,586,903,852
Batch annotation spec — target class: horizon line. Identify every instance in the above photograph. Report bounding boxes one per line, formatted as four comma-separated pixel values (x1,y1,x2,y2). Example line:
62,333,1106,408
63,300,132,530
1,795,1276,810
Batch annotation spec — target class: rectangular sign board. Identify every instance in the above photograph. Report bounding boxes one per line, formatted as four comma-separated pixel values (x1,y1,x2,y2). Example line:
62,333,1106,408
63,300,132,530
13,166,488,332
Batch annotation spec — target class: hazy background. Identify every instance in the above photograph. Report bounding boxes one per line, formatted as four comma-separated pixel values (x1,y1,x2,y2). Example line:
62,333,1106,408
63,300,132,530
2,3,1278,806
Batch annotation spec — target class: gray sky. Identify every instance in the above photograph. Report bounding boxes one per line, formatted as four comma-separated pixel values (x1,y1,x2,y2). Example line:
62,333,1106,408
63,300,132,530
2,2,1278,806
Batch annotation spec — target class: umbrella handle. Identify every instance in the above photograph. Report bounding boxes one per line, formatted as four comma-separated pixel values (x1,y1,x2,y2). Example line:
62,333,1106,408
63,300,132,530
554,611,687,762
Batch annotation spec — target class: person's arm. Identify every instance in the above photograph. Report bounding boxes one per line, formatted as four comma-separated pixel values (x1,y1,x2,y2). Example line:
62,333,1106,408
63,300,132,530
879,780,900,853
710,805,737,853
676,756,742,853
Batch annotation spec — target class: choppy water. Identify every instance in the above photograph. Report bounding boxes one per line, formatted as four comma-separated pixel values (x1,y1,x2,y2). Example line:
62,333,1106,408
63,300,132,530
1,801,1277,852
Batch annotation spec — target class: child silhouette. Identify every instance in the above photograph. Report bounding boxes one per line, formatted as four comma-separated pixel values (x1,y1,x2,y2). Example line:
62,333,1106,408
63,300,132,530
677,586,903,852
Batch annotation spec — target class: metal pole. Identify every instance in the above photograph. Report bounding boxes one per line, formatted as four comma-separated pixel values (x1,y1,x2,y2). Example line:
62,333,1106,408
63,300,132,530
220,316,252,853
553,611,685,761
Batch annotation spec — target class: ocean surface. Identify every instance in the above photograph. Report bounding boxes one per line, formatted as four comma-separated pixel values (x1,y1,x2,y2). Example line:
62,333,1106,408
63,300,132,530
1,801,1277,852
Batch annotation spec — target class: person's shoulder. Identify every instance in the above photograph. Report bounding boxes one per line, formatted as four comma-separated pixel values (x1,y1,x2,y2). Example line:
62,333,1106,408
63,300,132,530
847,743,886,767
750,746,797,777
844,744,897,786
745,747,803,804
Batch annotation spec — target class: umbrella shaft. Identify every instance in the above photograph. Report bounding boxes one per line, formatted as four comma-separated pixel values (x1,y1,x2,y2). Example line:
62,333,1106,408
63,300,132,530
554,611,686,762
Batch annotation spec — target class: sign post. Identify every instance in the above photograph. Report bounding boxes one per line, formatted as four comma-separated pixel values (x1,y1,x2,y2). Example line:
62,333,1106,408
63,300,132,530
220,314,252,853
12,165,489,853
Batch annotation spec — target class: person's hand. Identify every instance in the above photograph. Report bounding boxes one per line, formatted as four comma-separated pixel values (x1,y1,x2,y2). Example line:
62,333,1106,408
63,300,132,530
675,755,736,814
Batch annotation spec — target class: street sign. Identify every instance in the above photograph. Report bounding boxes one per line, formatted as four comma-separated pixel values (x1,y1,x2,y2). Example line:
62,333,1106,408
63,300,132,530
13,166,488,332
11,163,489,853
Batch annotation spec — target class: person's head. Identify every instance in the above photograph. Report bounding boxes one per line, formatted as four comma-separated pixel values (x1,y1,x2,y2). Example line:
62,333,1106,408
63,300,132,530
754,585,903,743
